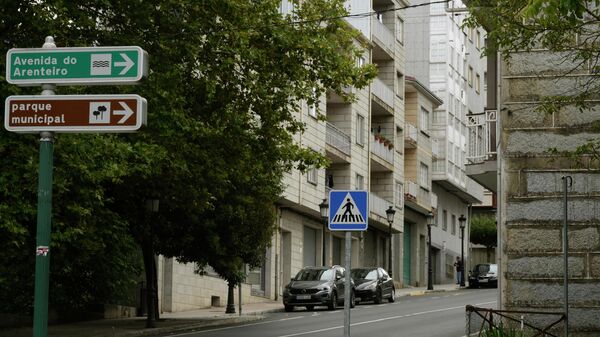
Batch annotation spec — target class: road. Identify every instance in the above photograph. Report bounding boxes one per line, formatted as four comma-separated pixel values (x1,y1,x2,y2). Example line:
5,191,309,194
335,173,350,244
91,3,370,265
163,288,497,337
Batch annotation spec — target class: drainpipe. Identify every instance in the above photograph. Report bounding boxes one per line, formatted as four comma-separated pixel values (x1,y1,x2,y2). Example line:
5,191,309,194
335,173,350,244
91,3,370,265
495,49,503,309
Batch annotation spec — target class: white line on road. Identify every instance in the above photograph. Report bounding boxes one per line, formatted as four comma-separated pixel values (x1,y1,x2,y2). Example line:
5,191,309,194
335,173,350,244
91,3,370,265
168,316,304,336
276,305,467,337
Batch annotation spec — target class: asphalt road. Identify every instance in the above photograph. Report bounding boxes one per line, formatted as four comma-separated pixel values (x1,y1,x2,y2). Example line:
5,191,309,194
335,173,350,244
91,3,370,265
163,288,497,337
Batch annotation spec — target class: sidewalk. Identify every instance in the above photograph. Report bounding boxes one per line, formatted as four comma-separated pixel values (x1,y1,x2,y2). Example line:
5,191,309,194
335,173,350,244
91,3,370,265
0,284,462,337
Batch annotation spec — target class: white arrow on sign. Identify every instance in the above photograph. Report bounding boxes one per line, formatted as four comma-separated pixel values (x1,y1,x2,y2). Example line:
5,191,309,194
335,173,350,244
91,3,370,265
113,101,134,124
114,53,134,75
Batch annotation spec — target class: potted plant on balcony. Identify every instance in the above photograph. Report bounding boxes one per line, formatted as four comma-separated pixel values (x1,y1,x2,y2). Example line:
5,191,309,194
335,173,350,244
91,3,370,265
383,138,391,147
388,142,394,150
374,133,381,142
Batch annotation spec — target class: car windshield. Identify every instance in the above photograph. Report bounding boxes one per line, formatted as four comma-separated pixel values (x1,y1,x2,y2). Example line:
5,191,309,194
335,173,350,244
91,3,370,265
294,269,334,281
475,264,490,273
351,269,378,280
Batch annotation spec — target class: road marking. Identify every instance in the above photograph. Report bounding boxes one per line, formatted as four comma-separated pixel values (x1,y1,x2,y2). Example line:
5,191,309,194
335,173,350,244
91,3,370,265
168,316,304,336
276,305,467,337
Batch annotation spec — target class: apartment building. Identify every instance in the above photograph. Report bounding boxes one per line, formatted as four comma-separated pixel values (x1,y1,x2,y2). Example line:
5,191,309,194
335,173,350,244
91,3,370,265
153,0,410,312
405,0,484,285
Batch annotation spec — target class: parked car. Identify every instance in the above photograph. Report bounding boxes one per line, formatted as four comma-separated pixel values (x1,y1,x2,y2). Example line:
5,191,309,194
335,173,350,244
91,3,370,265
351,267,395,304
468,263,498,288
283,265,355,312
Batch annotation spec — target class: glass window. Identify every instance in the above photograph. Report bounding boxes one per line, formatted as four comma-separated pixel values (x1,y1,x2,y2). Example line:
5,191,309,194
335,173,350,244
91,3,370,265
397,72,405,98
396,16,404,43
356,174,364,190
396,181,404,209
308,87,317,117
307,166,317,185
419,162,429,189
475,73,481,93
442,209,448,231
294,268,334,281
420,107,430,132
357,114,365,145
451,214,456,235
468,66,473,87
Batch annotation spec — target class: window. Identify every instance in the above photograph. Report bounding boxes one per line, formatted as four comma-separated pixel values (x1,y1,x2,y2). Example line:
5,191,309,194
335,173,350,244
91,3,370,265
356,56,365,67
396,16,404,43
420,107,430,133
396,72,405,99
476,30,481,49
307,166,317,185
484,71,487,89
468,27,474,41
396,181,404,209
308,87,317,117
451,214,456,235
468,66,473,87
376,12,383,23
356,114,365,146
475,73,481,93
356,174,364,190
419,162,429,189
442,209,448,231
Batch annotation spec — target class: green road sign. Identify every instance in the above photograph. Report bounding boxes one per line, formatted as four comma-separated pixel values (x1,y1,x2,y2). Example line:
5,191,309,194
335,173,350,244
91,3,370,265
6,46,148,86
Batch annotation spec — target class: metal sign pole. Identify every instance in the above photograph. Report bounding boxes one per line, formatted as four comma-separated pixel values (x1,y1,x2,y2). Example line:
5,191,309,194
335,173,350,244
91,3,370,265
32,36,56,337
343,231,351,337
562,176,572,337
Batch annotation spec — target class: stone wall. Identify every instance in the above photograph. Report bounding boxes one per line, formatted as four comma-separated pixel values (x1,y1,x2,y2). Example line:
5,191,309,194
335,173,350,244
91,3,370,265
502,50,600,334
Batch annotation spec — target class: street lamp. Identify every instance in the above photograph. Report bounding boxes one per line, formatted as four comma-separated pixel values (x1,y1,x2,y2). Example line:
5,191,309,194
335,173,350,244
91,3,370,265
459,214,467,287
426,212,435,291
319,199,329,266
386,206,396,277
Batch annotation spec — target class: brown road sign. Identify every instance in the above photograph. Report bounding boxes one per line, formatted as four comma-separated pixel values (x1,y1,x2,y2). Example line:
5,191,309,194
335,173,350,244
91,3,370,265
4,94,147,133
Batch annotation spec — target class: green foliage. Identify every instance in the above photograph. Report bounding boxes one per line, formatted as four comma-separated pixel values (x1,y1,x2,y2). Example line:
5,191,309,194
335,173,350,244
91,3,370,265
481,321,532,337
470,215,497,257
464,0,600,166
0,0,375,314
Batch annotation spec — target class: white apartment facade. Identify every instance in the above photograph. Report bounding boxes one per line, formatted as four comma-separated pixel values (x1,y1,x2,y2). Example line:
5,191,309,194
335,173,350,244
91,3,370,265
405,0,484,285
153,0,412,312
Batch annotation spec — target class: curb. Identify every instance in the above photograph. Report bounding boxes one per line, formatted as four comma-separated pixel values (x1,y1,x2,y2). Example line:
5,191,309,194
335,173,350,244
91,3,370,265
401,287,463,297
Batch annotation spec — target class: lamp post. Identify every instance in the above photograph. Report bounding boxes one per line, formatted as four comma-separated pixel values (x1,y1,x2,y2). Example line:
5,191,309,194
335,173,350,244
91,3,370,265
319,199,329,266
459,214,466,287
426,212,435,291
386,206,396,277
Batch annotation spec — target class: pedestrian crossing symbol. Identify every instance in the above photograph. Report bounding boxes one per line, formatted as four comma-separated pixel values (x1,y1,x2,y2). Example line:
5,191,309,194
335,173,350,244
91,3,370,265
328,190,368,231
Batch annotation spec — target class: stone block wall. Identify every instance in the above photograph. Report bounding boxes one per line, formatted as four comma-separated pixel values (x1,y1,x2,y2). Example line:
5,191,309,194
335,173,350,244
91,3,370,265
502,50,600,334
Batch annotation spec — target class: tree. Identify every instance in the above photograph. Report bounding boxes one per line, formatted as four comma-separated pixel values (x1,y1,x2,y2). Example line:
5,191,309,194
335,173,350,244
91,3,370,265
464,0,600,165
470,215,497,263
0,0,375,319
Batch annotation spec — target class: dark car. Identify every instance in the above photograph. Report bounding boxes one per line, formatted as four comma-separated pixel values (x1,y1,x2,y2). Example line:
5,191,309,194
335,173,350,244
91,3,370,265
468,263,498,288
283,265,355,312
351,267,395,304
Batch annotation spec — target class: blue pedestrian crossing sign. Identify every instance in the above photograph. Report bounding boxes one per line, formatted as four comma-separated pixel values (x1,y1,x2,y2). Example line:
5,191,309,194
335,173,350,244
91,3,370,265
328,190,368,231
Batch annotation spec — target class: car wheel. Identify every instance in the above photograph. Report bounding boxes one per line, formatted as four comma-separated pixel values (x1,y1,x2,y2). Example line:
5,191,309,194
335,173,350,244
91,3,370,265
328,292,338,310
306,305,314,311
374,288,383,304
284,305,294,312
350,291,356,308
388,287,395,303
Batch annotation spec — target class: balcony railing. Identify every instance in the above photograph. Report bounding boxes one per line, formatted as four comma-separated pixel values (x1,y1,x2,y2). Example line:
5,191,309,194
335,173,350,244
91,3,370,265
372,18,395,54
404,123,418,148
466,110,497,164
404,180,418,201
369,192,392,218
371,134,394,163
326,122,351,156
372,77,394,109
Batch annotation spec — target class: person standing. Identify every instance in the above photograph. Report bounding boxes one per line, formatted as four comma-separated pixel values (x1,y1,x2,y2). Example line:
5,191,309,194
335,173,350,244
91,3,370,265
454,257,463,285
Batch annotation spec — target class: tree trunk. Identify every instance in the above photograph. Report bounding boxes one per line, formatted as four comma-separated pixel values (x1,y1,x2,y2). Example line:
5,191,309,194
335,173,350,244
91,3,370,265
225,281,236,314
142,238,156,328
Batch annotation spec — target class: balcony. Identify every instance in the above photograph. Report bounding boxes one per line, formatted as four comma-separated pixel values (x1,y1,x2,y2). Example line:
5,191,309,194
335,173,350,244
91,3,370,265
369,192,392,219
371,133,394,169
372,78,394,114
431,193,438,210
466,110,497,164
404,180,418,202
404,123,418,149
371,18,394,60
326,122,351,155
465,110,498,192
